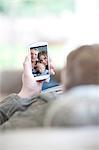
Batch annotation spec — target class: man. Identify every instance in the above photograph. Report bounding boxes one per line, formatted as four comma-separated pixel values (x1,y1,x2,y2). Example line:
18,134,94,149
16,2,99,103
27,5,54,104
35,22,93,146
0,44,99,128
44,44,99,126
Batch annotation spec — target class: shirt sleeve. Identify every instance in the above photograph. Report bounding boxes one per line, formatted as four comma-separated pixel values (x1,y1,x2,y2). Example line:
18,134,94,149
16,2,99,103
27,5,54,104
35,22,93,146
0,94,37,125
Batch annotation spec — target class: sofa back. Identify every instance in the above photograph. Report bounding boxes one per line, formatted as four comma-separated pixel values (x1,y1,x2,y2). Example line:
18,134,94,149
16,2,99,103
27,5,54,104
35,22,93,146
0,69,61,96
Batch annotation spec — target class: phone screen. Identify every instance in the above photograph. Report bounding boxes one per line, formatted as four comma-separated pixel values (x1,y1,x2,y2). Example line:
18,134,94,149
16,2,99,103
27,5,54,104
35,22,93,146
30,43,50,80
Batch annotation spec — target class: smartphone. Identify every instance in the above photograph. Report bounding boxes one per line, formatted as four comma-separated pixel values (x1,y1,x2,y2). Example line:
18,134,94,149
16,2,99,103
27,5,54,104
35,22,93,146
29,42,50,81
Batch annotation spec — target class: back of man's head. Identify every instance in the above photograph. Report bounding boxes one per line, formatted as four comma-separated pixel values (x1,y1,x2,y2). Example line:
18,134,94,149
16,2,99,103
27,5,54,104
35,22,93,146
65,44,99,90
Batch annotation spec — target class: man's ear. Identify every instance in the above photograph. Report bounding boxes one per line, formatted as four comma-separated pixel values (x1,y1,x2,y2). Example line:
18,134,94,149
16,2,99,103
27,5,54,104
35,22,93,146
61,65,68,92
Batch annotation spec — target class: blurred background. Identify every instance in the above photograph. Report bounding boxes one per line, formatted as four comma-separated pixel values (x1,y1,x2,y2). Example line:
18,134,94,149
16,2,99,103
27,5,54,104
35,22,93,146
0,0,99,77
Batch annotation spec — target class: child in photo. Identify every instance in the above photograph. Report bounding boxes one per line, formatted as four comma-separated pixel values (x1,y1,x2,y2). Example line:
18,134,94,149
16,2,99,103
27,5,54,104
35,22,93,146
33,61,49,77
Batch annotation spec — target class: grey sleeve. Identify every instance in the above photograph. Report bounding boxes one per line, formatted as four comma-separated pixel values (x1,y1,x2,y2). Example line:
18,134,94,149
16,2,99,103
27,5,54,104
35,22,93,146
0,94,37,125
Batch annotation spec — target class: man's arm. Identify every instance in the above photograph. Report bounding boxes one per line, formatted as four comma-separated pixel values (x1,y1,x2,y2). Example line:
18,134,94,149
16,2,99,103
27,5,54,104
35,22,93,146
0,51,55,126
0,52,42,125
0,94,37,125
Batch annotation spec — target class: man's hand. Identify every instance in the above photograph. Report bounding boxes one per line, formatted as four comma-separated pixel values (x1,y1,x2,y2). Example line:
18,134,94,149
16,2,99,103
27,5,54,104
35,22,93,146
18,50,43,98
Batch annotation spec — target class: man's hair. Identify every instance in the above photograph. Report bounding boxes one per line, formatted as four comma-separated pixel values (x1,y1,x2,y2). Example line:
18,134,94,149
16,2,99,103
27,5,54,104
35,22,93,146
65,44,99,90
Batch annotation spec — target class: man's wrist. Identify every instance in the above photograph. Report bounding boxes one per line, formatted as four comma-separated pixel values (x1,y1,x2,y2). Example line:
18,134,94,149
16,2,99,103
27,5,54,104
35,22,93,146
18,89,35,99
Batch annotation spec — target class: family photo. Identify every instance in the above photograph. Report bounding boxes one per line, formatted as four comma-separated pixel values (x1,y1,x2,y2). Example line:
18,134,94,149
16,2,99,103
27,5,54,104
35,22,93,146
30,45,49,77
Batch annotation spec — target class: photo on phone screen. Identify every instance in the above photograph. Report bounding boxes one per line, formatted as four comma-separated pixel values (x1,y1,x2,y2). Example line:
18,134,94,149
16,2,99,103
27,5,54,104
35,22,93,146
29,42,50,80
